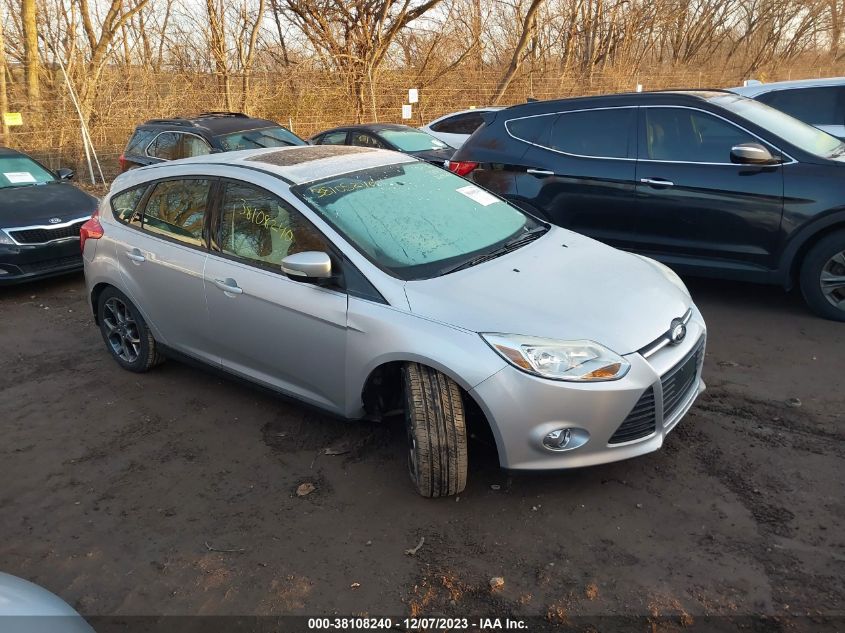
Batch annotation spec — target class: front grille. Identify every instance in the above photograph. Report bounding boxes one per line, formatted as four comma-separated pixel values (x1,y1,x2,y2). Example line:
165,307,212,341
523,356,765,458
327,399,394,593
609,387,656,444
18,255,81,273
10,221,85,244
661,338,704,421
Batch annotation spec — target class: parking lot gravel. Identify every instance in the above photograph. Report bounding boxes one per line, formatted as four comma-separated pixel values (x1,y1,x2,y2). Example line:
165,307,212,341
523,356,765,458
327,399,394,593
1,272,843,627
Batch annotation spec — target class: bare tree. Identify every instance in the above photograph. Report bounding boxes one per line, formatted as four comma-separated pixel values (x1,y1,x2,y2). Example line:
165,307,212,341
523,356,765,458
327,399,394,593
22,0,40,102
282,0,447,121
492,0,544,103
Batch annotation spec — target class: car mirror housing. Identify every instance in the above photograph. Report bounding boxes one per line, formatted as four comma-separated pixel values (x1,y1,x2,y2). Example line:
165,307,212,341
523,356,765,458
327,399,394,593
56,168,75,180
281,251,332,279
730,143,778,165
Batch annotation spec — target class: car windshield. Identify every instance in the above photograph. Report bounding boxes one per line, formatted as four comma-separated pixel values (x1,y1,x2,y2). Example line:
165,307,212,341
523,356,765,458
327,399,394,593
710,94,845,158
379,129,451,152
0,155,56,188
294,161,540,280
216,126,305,150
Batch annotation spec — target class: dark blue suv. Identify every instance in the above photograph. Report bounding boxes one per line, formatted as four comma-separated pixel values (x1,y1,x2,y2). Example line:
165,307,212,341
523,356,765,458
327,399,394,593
449,90,845,321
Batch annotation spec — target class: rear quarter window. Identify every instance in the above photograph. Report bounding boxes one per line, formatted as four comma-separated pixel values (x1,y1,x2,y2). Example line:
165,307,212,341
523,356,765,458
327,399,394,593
506,114,556,146
110,185,147,224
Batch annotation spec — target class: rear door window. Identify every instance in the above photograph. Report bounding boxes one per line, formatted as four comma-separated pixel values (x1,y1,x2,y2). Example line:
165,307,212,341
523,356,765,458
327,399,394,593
548,108,634,158
147,132,180,160
183,135,212,157
431,112,485,135
316,131,349,145
351,132,386,149
758,87,845,125
641,108,756,163
141,179,211,246
218,181,329,269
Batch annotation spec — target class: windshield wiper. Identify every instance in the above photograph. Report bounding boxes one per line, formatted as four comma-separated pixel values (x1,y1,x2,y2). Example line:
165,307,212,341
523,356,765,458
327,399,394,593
440,225,548,275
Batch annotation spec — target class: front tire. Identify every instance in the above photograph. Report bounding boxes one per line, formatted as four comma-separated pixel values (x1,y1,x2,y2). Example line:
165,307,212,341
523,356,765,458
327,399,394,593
799,230,845,322
97,287,164,372
403,363,468,498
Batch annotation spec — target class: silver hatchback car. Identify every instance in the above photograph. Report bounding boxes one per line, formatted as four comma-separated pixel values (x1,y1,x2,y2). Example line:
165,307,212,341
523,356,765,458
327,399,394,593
82,146,706,497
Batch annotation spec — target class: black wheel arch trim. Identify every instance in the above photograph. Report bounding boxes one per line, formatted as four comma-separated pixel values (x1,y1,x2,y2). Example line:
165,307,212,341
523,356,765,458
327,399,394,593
779,208,845,289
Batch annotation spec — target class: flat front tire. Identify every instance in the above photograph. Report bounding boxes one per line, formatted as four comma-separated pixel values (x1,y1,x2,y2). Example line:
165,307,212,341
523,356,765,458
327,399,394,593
799,229,845,322
97,287,164,372
403,363,468,498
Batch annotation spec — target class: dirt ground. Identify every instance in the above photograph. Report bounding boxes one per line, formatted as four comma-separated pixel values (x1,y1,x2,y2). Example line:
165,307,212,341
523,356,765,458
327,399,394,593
1,272,843,629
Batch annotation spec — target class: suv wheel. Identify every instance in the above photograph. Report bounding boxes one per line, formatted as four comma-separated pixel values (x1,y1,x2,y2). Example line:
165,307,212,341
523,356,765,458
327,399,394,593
403,363,468,498
799,229,845,322
97,287,164,372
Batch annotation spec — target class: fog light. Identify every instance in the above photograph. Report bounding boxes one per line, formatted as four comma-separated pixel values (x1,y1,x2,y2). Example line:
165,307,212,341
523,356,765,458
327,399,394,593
540,427,590,452
543,428,571,450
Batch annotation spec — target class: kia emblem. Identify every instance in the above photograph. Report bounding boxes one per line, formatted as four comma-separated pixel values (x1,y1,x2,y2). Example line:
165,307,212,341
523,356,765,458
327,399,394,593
49,217,62,224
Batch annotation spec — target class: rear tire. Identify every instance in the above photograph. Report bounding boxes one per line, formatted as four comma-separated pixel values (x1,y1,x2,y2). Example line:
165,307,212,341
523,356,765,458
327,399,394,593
403,363,468,498
799,229,845,322
97,287,164,372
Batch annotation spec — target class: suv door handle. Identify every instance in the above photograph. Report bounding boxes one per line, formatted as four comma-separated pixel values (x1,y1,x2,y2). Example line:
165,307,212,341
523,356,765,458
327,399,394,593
526,168,555,176
213,278,243,295
640,178,674,187
125,249,145,263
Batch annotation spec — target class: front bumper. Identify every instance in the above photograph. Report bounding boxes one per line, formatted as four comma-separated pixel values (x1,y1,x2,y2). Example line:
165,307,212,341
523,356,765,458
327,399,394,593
470,308,706,470
0,240,83,285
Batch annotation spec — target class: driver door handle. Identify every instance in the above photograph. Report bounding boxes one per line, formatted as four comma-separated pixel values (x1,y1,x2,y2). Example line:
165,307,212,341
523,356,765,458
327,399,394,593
640,177,674,187
213,278,243,295
125,249,145,263
526,168,555,176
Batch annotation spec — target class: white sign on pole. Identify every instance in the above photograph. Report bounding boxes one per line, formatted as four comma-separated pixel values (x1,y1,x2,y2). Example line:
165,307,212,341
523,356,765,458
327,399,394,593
402,104,413,119
635,84,643,92
408,88,419,104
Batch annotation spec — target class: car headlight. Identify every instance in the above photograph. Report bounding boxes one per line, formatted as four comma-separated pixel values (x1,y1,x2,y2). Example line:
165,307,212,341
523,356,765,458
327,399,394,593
0,230,15,245
481,334,630,381
634,254,689,297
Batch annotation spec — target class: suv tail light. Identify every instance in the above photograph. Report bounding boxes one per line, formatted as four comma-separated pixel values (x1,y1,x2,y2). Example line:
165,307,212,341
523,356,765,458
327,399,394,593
118,155,129,172
80,209,104,252
447,160,478,177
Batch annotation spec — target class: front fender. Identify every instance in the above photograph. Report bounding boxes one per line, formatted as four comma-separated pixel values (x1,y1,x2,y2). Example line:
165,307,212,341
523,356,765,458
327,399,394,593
344,296,507,418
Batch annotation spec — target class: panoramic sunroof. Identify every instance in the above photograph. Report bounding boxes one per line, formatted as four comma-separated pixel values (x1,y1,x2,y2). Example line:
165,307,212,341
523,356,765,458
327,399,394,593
247,145,372,166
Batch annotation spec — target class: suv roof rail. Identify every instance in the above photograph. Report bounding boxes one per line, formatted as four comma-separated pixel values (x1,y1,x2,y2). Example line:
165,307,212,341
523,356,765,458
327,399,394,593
195,111,250,118
142,117,196,127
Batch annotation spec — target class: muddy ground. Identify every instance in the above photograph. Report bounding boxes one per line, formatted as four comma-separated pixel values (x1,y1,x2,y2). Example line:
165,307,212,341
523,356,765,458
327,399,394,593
1,272,843,629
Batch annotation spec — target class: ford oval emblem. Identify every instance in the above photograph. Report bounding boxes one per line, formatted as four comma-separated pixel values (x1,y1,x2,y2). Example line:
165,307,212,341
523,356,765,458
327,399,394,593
669,318,687,345
49,217,62,224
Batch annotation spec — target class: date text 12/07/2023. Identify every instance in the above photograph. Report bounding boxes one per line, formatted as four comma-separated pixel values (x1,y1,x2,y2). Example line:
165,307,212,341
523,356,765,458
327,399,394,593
306,617,529,630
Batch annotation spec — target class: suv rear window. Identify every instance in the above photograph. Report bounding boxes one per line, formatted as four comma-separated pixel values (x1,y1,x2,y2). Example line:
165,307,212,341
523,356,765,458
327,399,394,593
125,129,157,156
431,112,485,135
758,87,845,125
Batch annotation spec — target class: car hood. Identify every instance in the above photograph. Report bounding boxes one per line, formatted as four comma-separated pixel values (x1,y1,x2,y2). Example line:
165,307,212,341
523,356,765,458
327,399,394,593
408,147,455,165
0,183,98,228
403,228,692,355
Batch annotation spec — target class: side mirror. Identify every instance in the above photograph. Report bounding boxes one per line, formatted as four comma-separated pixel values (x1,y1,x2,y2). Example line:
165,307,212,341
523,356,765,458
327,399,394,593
56,168,74,180
730,143,778,165
281,251,332,280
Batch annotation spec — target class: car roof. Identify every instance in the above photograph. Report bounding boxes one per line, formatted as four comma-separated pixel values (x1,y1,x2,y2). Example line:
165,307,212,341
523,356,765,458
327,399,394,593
426,107,504,124
494,89,732,115
0,146,25,157
138,112,284,136
315,123,421,136
729,77,845,97
115,145,417,187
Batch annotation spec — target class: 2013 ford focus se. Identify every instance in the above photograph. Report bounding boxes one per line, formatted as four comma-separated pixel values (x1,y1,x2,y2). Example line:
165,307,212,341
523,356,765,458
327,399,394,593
81,146,706,497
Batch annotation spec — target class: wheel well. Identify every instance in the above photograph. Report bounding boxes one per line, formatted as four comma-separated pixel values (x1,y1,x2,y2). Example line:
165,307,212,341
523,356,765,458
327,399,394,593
360,361,500,461
787,222,845,289
89,282,113,324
